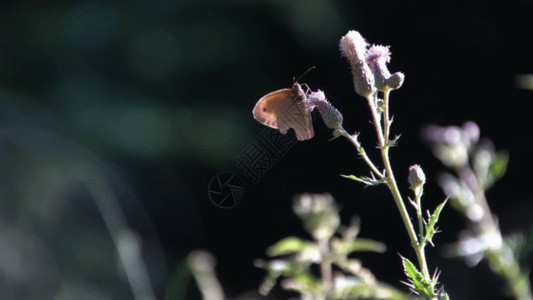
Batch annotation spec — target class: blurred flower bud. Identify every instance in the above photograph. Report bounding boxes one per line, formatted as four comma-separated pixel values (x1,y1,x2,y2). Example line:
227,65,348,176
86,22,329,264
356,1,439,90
365,45,404,91
408,164,426,194
462,121,480,145
293,194,340,241
465,203,484,222
437,173,475,211
422,124,470,169
340,31,376,98
472,139,495,182
308,90,343,130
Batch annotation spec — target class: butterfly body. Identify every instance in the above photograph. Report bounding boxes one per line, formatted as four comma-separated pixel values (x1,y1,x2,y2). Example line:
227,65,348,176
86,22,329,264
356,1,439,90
253,82,314,141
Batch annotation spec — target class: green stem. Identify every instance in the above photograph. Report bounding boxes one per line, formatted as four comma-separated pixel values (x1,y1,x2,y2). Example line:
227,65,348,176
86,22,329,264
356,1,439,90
415,187,424,241
338,128,384,178
366,94,386,149
369,91,432,283
383,90,391,145
381,148,430,280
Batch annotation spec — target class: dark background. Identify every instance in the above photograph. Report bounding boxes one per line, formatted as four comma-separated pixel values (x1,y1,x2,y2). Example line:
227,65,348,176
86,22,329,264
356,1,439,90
1,1,532,299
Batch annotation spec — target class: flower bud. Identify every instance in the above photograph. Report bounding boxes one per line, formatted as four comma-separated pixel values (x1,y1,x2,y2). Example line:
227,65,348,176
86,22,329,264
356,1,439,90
308,90,343,130
386,72,405,90
366,45,404,91
462,121,480,145
340,31,376,98
339,30,367,64
423,124,470,169
408,164,426,193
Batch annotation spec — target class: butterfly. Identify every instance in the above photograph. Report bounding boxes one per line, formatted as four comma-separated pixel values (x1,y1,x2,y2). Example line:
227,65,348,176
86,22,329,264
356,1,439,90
252,69,316,141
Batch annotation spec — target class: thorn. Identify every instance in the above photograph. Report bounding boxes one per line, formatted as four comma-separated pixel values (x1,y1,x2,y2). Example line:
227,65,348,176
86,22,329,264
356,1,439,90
433,268,441,281
400,281,415,289
328,135,340,142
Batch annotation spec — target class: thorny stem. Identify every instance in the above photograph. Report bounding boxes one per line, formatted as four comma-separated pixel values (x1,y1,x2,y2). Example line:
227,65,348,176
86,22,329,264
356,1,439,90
338,128,384,178
415,186,424,241
383,90,391,145
367,91,432,285
366,94,386,149
381,146,431,281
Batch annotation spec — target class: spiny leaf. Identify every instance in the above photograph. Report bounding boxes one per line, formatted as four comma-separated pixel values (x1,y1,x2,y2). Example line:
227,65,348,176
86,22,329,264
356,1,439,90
401,257,424,288
385,134,401,148
423,199,447,246
341,174,385,186
401,256,435,297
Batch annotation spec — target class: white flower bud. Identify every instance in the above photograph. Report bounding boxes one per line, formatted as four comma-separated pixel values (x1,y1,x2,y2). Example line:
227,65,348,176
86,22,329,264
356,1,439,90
408,164,426,193
340,31,376,98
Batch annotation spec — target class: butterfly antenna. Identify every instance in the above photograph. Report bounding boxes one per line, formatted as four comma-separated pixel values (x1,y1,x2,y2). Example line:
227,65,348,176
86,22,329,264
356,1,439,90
294,66,316,83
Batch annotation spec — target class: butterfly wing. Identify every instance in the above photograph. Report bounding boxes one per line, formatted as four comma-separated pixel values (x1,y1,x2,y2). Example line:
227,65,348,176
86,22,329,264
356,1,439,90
288,100,314,141
253,85,314,141
253,88,292,130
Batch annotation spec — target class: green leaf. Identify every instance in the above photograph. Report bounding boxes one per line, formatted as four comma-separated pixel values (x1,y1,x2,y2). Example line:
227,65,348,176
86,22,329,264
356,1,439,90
333,276,414,300
401,256,435,297
341,174,385,186
278,271,320,297
290,272,320,288
489,151,508,183
345,238,387,253
423,199,447,246
266,237,313,256
401,257,424,288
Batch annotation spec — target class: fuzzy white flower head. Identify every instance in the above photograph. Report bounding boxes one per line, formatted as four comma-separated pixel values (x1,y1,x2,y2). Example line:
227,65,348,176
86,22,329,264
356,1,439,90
339,30,368,64
339,30,376,98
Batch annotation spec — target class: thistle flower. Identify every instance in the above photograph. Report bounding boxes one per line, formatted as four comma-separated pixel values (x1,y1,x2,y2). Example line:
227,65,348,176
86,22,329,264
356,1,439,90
307,90,343,130
365,45,405,91
340,31,376,98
